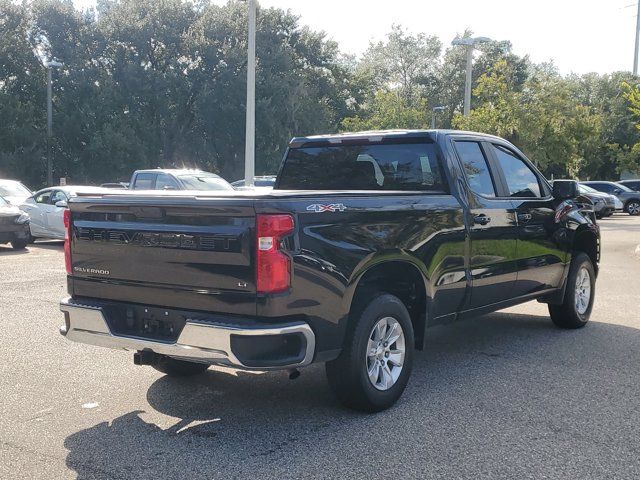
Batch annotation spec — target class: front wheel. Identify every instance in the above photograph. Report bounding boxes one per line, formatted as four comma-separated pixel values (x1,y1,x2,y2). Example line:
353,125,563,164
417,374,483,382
326,293,414,412
549,252,595,329
11,239,28,250
626,200,640,216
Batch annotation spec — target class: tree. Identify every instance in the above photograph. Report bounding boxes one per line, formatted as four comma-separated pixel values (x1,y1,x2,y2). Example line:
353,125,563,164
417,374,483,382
358,24,441,107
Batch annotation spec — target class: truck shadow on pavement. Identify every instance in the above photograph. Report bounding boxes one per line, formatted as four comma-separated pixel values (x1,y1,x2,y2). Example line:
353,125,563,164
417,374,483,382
63,312,640,479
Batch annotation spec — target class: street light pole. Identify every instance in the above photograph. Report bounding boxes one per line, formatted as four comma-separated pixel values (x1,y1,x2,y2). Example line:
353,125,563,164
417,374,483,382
244,0,256,188
44,60,62,187
431,106,446,129
634,1,640,75
451,36,491,116
46,66,53,187
463,46,474,116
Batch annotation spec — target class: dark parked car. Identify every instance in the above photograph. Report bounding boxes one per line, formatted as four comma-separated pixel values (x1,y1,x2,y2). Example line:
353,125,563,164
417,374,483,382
581,181,640,215
60,130,600,412
0,196,30,250
129,169,234,191
619,179,640,192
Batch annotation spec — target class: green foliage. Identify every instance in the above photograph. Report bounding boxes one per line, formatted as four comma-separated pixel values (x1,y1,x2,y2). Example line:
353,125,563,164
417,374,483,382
0,0,352,187
341,91,430,131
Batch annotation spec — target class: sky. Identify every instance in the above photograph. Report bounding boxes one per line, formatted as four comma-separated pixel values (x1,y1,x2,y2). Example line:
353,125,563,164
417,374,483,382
74,0,640,75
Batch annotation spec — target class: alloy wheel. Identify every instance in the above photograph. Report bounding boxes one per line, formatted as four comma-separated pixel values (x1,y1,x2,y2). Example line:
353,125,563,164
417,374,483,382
574,267,591,315
366,316,406,391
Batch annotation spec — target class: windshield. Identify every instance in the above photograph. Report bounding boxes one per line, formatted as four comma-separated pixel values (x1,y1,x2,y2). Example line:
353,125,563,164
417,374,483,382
0,182,31,197
0,196,8,206
178,174,233,191
614,182,633,192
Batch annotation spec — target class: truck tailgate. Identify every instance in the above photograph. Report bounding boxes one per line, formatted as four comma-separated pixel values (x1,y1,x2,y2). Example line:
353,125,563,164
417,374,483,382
68,195,256,315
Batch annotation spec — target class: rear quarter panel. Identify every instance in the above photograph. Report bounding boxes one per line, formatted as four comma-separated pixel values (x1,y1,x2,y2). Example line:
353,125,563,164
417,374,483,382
255,192,467,353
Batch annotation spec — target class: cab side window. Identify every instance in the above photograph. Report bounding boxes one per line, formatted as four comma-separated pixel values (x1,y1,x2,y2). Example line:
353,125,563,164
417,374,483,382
454,141,496,197
35,191,52,204
133,173,156,190
491,144,542,198
155,173,180,190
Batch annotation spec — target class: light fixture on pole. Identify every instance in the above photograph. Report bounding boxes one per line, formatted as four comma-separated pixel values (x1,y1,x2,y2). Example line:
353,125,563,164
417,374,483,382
244,0,256,188
431,106,446,129
44,60,63,187
451,36,491,116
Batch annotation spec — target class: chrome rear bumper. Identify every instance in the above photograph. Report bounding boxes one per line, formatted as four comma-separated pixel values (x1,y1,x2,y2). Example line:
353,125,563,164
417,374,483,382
59,298,315,370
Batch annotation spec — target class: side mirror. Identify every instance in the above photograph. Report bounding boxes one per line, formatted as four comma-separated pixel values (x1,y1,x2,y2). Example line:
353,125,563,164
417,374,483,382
55,200,68,208
614,188,622,195
553,180,578,200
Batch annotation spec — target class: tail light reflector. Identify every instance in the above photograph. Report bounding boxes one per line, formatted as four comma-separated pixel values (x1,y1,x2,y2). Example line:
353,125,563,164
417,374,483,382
64,208,72,274
256,214,294,293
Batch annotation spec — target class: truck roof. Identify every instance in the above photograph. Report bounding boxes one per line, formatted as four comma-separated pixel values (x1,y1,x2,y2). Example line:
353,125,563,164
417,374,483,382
289,129,504,147
133,168,221,177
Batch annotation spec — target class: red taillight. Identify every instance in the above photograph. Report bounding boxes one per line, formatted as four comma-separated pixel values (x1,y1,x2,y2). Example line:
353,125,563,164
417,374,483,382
64,208,72,274
256,214,294,293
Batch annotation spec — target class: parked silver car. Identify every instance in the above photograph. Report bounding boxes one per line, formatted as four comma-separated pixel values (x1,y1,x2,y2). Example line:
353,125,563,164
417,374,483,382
581,181,640,216
20,186,107,240
578,184,616,218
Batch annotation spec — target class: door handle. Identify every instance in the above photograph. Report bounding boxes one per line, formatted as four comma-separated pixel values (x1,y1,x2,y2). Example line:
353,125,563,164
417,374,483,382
473,214,491,225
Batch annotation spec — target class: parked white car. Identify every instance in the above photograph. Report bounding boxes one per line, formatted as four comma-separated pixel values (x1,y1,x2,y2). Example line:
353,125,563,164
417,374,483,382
0,179,32,205
20,186,107,240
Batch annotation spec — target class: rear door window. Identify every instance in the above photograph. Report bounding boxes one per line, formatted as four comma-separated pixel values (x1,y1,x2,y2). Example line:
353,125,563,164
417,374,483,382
50,190,67,204
454,141,496,197
277,142,445,191
133,173,156,190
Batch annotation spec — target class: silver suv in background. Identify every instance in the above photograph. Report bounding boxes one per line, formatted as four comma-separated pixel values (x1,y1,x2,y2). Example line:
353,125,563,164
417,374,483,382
619,179,640,192
129,169,234,191
581,181,640,216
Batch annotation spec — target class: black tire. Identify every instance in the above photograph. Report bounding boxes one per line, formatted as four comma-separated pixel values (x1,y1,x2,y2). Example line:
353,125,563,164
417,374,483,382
11,239,28,250
152,356,209,376
326,293,414,412
626,200,640,216
549,252,595,329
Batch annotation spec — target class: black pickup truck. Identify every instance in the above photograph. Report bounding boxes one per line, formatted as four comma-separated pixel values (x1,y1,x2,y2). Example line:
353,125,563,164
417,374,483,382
59,130,600,412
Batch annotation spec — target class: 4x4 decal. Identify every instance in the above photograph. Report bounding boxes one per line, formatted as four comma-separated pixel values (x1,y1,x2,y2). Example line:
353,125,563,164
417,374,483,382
306,203,347,213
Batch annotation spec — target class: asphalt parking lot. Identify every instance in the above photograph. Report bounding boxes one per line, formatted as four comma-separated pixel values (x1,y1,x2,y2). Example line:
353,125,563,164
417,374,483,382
1,215,640,479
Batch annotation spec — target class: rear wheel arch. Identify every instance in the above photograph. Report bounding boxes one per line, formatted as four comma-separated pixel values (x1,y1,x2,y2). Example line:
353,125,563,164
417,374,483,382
346,260,428,350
